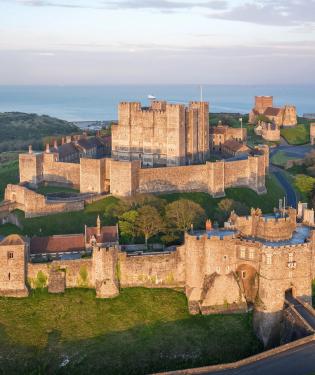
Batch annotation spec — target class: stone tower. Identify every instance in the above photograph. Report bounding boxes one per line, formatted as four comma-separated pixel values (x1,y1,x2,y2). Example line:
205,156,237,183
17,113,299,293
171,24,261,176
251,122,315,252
282,105,297,127
111,100,210,167
92,245,119,298
0,235,28,297
19,150,43,187
254,96,273,114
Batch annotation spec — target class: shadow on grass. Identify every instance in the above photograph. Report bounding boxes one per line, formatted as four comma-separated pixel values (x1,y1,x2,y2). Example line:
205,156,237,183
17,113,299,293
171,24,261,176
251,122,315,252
0,313,262,375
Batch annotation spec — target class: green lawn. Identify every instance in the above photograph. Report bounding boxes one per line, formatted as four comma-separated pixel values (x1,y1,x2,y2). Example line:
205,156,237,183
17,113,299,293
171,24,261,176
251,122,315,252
0,288,262,374
293,174,315,203
271,150,301,168
281,123,310,145
0,196,120,237
0,176,284,238
0,160,19,200
160,175,284,219
36,185,80,196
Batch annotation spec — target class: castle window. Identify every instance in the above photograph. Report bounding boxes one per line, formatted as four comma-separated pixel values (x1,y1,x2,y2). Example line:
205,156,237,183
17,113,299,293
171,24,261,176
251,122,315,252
266,254,272,265
240,247,246,259
8,273,10,280
288,253,294,262
249,249,254,260
242,271,246,279
7,251,14,259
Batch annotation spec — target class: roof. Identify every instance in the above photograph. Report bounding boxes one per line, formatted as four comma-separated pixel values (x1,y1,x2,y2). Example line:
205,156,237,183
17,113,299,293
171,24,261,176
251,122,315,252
223,139,249,153
57,142,78,158
0,234,25,246
30,234,85,255
264,107,281,116
211,126,227,135
86,226,118,244
76,138,96,151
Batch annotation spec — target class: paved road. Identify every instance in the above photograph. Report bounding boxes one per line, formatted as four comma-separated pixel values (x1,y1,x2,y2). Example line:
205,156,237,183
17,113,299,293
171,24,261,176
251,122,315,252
271,168,297,208
268,142,312,209
203,341,315,375
285,294,315,330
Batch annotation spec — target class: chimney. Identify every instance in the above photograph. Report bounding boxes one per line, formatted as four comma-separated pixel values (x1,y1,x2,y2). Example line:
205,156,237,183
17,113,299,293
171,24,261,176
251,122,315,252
28,145,33,154
45,143,50,153
53,139,58,149
62,137,65,145
96,215,101,237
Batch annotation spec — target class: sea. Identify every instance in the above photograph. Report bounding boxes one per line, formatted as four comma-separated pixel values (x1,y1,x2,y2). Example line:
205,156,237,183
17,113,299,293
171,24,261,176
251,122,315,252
0,85,314,121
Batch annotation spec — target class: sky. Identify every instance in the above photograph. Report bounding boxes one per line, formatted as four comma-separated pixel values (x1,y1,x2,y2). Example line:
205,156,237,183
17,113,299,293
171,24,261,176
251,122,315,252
0,0,315,84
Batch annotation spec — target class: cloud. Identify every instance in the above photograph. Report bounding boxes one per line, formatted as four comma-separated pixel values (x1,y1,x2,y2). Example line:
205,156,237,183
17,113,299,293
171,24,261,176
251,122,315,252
103,0,227,11
13,0,227,11
212,0,315,27
14,0,101,9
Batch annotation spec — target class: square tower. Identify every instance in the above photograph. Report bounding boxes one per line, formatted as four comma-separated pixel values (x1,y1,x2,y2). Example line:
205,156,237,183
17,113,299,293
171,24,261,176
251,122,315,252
0,235,28,297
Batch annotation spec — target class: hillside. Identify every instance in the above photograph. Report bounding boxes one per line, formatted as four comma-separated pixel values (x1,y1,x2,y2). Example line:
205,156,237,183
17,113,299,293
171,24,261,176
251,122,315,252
0,112,80,152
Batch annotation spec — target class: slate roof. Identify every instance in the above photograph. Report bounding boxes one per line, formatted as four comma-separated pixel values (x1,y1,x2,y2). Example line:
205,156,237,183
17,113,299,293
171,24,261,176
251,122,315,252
57,143,78,159
30,234,85,255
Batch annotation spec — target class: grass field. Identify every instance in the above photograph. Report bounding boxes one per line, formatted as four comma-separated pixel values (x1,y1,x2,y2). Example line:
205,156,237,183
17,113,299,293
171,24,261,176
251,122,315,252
271,150,301,168
0,175,284,238
293,174,315,203
281,123,310,145
35,186,80,196
161,175,284,219
0,160,19,200
0,288,262,374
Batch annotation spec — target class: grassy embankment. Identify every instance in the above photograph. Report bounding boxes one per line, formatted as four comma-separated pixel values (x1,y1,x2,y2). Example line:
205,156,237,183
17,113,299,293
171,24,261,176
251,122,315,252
270,150,302,168
0,288,262,374
281,120,310,145
0,175,284,238
0,160,19,201
0,112,79,153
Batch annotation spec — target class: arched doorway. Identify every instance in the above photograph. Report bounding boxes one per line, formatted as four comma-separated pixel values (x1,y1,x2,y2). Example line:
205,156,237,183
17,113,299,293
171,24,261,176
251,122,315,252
236,264,258,304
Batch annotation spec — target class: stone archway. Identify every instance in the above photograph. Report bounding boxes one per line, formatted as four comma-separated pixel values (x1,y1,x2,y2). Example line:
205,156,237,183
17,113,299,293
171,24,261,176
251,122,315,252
236,264,258,304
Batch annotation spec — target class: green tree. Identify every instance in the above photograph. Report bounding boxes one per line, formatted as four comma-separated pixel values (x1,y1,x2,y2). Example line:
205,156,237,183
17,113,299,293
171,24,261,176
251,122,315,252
136,205,164,246
118,210,139,242
165,199,206,233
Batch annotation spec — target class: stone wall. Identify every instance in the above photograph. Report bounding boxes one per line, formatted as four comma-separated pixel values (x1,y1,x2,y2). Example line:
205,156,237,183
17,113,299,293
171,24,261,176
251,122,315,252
42,153,80,188
4,184,84,218
118,248,185,288
28,259,94,289
229,209,296,241
111,154,267,197
80,158,110,194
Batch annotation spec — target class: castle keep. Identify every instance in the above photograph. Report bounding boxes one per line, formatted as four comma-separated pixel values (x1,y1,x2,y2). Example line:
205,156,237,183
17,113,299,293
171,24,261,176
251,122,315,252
112,101,210,166
1,209,315,348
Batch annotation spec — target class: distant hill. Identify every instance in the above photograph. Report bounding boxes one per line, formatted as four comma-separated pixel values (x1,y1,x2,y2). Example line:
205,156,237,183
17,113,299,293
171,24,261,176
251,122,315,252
0,112,80,152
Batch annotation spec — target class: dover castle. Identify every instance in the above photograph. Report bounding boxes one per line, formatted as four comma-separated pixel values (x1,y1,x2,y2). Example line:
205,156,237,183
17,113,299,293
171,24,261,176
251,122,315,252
1,98,310,349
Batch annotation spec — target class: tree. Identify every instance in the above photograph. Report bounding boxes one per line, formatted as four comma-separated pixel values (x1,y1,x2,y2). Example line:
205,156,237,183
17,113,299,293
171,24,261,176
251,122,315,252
123,194,166,214
165,199,206,232
135,205,164,246
215,198,249,224
118,210,139,242
218,198,235,214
